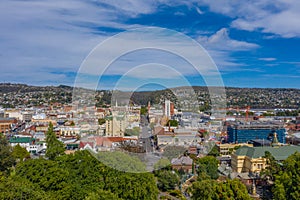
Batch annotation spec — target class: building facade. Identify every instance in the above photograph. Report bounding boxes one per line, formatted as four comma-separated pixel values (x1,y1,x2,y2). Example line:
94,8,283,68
0,117,17,133
163,100,174,118
105,114,127,137
231,145,300,173
227,124,286,143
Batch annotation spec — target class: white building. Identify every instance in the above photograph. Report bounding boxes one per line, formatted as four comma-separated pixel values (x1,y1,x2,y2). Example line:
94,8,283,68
164,100,171,118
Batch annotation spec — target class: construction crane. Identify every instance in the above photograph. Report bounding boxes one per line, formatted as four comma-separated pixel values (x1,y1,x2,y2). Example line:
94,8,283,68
245,106,250,121
237,106,250,121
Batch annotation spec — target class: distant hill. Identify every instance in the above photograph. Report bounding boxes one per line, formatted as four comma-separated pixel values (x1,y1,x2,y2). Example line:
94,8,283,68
0,83,73,93
0,83,300,109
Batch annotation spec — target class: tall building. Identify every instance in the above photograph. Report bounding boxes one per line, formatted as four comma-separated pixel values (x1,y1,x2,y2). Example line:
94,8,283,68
105,113,127,137
163,100,174,118
227,123,286,143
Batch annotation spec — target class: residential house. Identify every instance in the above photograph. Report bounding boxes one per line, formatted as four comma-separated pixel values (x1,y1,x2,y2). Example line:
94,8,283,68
171,156,193,173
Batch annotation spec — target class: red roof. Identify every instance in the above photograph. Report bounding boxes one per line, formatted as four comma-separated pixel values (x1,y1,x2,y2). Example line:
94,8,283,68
90,136,137,147
79,141,94,149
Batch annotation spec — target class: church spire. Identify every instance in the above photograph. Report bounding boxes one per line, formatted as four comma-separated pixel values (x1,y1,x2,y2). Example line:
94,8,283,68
272,132,279,147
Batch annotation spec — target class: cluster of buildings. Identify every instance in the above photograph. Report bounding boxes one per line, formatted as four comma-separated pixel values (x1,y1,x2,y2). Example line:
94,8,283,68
1,96,300,192
0,102,142,155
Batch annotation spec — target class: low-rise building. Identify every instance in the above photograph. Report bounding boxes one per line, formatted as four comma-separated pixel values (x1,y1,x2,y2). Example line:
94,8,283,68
27,141,47,154
231,145,300,173
157,132,201,146
217,143,253,156
57,126,80,137
171,156,193,173
0,117,17,133
9,136,34,149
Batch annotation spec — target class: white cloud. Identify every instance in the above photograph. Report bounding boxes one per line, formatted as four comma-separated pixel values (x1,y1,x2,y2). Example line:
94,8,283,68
0,0,148,85
0,0,203,85
76,28,222,80
196,28,259,70
199,0,300,38
259,57,277,61
195,7,204,15
1,0,291,88
198,28,259,51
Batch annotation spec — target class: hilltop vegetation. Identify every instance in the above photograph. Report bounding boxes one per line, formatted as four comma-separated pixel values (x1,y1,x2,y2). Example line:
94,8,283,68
0,83,300,109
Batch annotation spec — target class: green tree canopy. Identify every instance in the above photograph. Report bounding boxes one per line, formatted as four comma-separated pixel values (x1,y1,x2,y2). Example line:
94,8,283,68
208,145,220,157
12,144,30,162
154,158,171,171
167,120,178,127
155,170,180,192
196,156,219,180
96,151,146,173
14,150,158,200
261,151,281,181
98,118,106,125
0,134,15,173
272,152,300,200
45,122,65,160
140,106,148,115
190,179,251,200
162,146,187,160
0,175,52,200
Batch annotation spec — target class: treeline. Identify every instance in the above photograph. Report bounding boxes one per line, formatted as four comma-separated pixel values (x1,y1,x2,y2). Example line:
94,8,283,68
189,156,251,200
262,151,300,200
0,150,158,200
2,83,300,109
0,126,158,200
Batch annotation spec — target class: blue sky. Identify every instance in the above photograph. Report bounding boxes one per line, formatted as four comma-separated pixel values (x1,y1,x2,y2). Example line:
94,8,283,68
1,0,300,90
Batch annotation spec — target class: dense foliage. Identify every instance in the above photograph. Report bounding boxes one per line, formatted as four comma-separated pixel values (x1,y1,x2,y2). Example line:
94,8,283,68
190,179,251,200
167,120,179,127
12,144,30,162
271,152,300,200
196,156,219,180
45,122,65,160
187,153,252,200
155,170,180,192
140,106,148,115
0,150,158,200
0,134,15,174
162,146,187,160
96,151,146,173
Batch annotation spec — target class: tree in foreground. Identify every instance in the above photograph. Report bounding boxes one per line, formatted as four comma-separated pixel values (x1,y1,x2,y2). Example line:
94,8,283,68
15,150,158,200
190,179,251,200
196,156,219,180
0,175,52,200
272,152,300,200
45,122,65,160
12,144,30,162
0,134,15,173
155,170,180,192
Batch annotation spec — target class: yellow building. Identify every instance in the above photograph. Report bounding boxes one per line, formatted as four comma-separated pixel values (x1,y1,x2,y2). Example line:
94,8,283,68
0,118,17,133
231,145,300,173
105,114,127,137
218,143,253,156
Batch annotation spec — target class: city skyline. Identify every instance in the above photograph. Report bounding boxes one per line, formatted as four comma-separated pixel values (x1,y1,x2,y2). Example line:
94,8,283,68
1,1,300,89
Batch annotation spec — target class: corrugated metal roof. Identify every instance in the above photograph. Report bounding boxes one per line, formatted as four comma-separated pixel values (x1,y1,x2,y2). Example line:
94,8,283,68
235,145,300,160
9,137,34,143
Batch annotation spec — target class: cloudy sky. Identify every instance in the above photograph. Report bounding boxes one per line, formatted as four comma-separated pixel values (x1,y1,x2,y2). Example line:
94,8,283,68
1,0,300,90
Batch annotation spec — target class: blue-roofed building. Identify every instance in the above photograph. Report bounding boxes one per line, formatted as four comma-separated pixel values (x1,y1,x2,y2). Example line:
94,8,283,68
227,123,286,144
